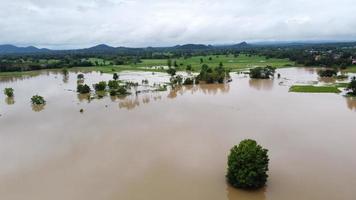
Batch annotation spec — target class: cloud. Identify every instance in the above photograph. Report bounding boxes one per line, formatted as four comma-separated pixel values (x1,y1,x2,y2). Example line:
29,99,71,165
0,0,356,49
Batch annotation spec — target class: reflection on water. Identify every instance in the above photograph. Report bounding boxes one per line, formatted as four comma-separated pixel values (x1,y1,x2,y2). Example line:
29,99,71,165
346,97,356,111
227,186,266,200
249,79,274,90
318,77,336,84
77,93,91,103
168,84,230,99
5,97,15,105
31,104,45,112
62,74,69,84
119,96,140,110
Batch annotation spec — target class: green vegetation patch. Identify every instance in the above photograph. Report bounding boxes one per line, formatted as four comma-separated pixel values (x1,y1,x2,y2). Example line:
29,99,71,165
289,85,341,93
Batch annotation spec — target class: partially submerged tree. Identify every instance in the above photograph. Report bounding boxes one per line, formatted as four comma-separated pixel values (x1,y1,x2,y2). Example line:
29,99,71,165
170,75,183,85
196,64,229,84
4,88,14,97
77,73,84,79
318,69,338,77
113,73,119,80
227,139,269,189
346,77,356,96
62,68,69,75
108,80,119,89
183,77,194,85
77,84,91,94
94,81,107,91
31,95,46,105
249,66,276,79
167,67,176,76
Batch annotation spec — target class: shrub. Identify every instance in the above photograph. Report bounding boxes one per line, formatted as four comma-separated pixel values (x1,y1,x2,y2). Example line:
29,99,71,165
108,80,119,89
186,64,192,71
113,73,119,80
94,81,107,91
170,75,183,85
31,95,46,105
117,86,128,95
62,68,69,75
318,69,337,77
227,139,269,189
77,84,91,94
183,77,194,85
77,74,84,79
4,88,14,97
249,66,276,79
167,67,176,76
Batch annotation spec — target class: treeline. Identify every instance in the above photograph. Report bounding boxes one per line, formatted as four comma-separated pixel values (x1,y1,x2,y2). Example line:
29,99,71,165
250,45,356,68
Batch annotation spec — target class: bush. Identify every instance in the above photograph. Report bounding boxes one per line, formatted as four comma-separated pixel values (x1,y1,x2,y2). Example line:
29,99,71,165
186,64,192,71
170,75,183,85
77,84,91,94
31,95,46,105
318,69,337,77
183,77,194,85
227,139,269,189
77,74,84,79
108,80,119,89
113,73,119,80
94,81,107,91
62,68,69,75
4,88,14,97
249,66,276,79
167,67,176,76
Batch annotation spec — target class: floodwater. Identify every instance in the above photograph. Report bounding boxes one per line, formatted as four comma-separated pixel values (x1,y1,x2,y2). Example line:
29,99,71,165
0,68,356,200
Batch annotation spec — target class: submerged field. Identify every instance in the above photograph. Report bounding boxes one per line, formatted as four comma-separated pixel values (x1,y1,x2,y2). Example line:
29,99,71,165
0,68,356,200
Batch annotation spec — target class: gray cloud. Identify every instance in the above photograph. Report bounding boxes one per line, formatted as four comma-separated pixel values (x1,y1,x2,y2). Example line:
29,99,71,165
0,0,355,49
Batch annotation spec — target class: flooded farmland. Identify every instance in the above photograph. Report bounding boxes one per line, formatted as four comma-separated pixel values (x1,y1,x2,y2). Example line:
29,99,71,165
0,68,356,200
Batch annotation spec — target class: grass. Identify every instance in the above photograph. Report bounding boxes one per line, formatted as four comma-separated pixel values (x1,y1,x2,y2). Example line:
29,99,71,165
289,85,342,93
170,54,294,71
75,54,295,73
0,54,295,77
0,70,42,77
344,66,356,73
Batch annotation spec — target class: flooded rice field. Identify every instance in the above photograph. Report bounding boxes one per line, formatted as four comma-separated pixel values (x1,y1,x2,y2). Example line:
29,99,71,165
0,68,356,200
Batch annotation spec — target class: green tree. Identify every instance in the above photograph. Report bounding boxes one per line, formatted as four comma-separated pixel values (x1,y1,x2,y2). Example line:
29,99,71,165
62,68,69,75
4,88,14,97
77,74,84,79
249,66,276,79
94,81,107,91
167,67,176,76
318,69,338,77
186,64,192,71
31,95,46,105
183,77,194,85
227,139,269,189
167,59,172,67
113,73,119,80
77,84,91,94
346,77,356,96
108,80,119,89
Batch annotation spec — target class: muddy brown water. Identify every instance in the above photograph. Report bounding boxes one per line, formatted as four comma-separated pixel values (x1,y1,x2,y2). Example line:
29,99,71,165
0,68,356,200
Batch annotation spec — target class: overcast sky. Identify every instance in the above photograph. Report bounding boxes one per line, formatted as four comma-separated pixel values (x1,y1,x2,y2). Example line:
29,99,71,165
0,0,356,49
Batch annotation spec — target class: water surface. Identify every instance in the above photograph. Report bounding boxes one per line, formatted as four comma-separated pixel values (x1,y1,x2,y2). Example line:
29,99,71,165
0,68,356,200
